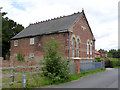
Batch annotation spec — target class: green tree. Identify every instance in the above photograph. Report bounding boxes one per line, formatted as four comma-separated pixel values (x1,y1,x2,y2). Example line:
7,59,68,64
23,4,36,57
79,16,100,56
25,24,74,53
108,49,120,58
1,12,24,59
43,38,70,83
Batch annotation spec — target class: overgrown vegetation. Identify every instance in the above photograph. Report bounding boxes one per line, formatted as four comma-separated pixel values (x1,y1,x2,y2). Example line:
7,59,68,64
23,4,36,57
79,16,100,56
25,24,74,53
42,38,70,83
17,53,25,62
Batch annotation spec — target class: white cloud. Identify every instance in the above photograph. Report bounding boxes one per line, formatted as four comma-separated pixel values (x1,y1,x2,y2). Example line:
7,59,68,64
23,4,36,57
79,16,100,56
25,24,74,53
0,0,119,50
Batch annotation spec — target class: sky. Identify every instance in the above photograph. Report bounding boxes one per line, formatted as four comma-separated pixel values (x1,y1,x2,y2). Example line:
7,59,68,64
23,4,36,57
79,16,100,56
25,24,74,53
0,0,119,51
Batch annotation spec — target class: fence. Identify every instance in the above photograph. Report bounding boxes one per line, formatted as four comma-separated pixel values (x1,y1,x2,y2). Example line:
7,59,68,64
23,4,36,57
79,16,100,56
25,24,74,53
80,61,103,72
0,65,45,88
1,61,104,88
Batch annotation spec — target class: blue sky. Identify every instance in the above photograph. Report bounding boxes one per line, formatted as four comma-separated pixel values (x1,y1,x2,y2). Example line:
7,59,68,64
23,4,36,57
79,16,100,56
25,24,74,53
11,2,25,11
0,0,119,51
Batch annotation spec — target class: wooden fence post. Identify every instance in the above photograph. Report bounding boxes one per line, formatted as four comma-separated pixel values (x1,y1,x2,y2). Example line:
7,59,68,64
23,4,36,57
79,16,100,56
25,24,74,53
10,68,14,83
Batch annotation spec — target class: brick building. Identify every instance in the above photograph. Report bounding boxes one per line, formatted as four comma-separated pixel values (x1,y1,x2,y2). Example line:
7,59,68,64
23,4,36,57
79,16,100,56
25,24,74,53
98,49,107,58
10,10,95,63
95,50,101,58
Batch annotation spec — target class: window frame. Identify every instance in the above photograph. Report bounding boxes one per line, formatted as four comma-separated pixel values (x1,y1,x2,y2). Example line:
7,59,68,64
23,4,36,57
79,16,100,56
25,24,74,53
29,53,34,59
14,40,18,46
30,38,34,45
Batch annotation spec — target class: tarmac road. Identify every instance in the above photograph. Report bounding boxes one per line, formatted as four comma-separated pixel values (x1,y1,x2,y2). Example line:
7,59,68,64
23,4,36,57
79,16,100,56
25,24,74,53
44,68,118,88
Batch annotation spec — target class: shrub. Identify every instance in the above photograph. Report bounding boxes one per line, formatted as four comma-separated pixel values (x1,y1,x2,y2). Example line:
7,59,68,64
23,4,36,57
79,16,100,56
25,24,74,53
95,58,101,62
17,53,25,62
43,38,70,83
110,60,120,68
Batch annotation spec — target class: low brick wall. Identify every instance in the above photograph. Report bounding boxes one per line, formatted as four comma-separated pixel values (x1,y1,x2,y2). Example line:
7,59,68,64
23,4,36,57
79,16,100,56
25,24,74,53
0,57,42,72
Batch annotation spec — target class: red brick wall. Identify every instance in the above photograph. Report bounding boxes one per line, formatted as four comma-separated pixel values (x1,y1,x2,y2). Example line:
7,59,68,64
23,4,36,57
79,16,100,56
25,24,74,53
70,14,95,58
10,33,69,60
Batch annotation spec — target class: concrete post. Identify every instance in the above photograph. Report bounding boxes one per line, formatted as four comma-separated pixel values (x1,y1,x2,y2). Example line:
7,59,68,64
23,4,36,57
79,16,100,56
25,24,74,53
22,74,26,88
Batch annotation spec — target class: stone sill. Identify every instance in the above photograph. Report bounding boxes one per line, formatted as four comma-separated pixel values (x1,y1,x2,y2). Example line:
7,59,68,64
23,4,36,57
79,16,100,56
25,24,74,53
71,57,94,60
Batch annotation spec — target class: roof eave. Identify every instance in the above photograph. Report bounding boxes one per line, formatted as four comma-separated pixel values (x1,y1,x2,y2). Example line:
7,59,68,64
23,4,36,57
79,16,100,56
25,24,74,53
11,29,69,40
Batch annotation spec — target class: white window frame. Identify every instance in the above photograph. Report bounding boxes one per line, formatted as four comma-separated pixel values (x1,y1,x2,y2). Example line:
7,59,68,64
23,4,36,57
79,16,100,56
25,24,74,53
14,40,18,46
77,39,79,57
30,38,34,45
29,53,34,59
72,38,75,57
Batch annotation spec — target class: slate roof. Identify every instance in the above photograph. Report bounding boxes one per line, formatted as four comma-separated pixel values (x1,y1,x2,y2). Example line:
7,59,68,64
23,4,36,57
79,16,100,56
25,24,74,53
12,12,82,39
95,50,100,55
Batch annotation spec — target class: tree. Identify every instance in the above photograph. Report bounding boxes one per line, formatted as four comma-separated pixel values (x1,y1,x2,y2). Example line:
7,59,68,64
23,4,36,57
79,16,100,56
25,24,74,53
43,38,70,83
107,49,120,58
1,12,24,59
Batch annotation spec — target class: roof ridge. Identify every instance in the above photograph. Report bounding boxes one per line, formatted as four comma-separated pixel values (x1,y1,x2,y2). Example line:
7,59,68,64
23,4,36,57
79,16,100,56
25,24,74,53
29,11,81,25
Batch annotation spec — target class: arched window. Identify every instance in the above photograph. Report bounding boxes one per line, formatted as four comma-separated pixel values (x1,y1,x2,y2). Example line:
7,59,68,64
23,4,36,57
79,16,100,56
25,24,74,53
72,38,75,57
90,41,93,58
87,40,89,58
77,39,79,57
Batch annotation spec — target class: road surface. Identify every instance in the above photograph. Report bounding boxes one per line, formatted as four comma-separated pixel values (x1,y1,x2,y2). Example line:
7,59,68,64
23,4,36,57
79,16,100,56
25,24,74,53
44,68,118,88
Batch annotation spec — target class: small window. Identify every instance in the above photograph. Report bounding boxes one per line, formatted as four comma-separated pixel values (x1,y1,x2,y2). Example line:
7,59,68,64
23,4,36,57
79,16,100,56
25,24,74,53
30,38,34,45
14,54,17,57
14,40,18,46
29,53,34,59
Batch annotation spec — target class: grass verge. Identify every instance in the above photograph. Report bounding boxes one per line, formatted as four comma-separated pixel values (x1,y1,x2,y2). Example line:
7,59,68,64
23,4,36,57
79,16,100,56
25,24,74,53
44,68,106,86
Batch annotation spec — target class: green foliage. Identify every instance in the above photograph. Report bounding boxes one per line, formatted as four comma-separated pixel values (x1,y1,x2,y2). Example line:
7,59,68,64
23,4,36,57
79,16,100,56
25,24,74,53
1,12,24,59
95,58,101,62
110,59,120,68
107,49,120,58
43,37,70,83
17,53,25,62
103,58,120,68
